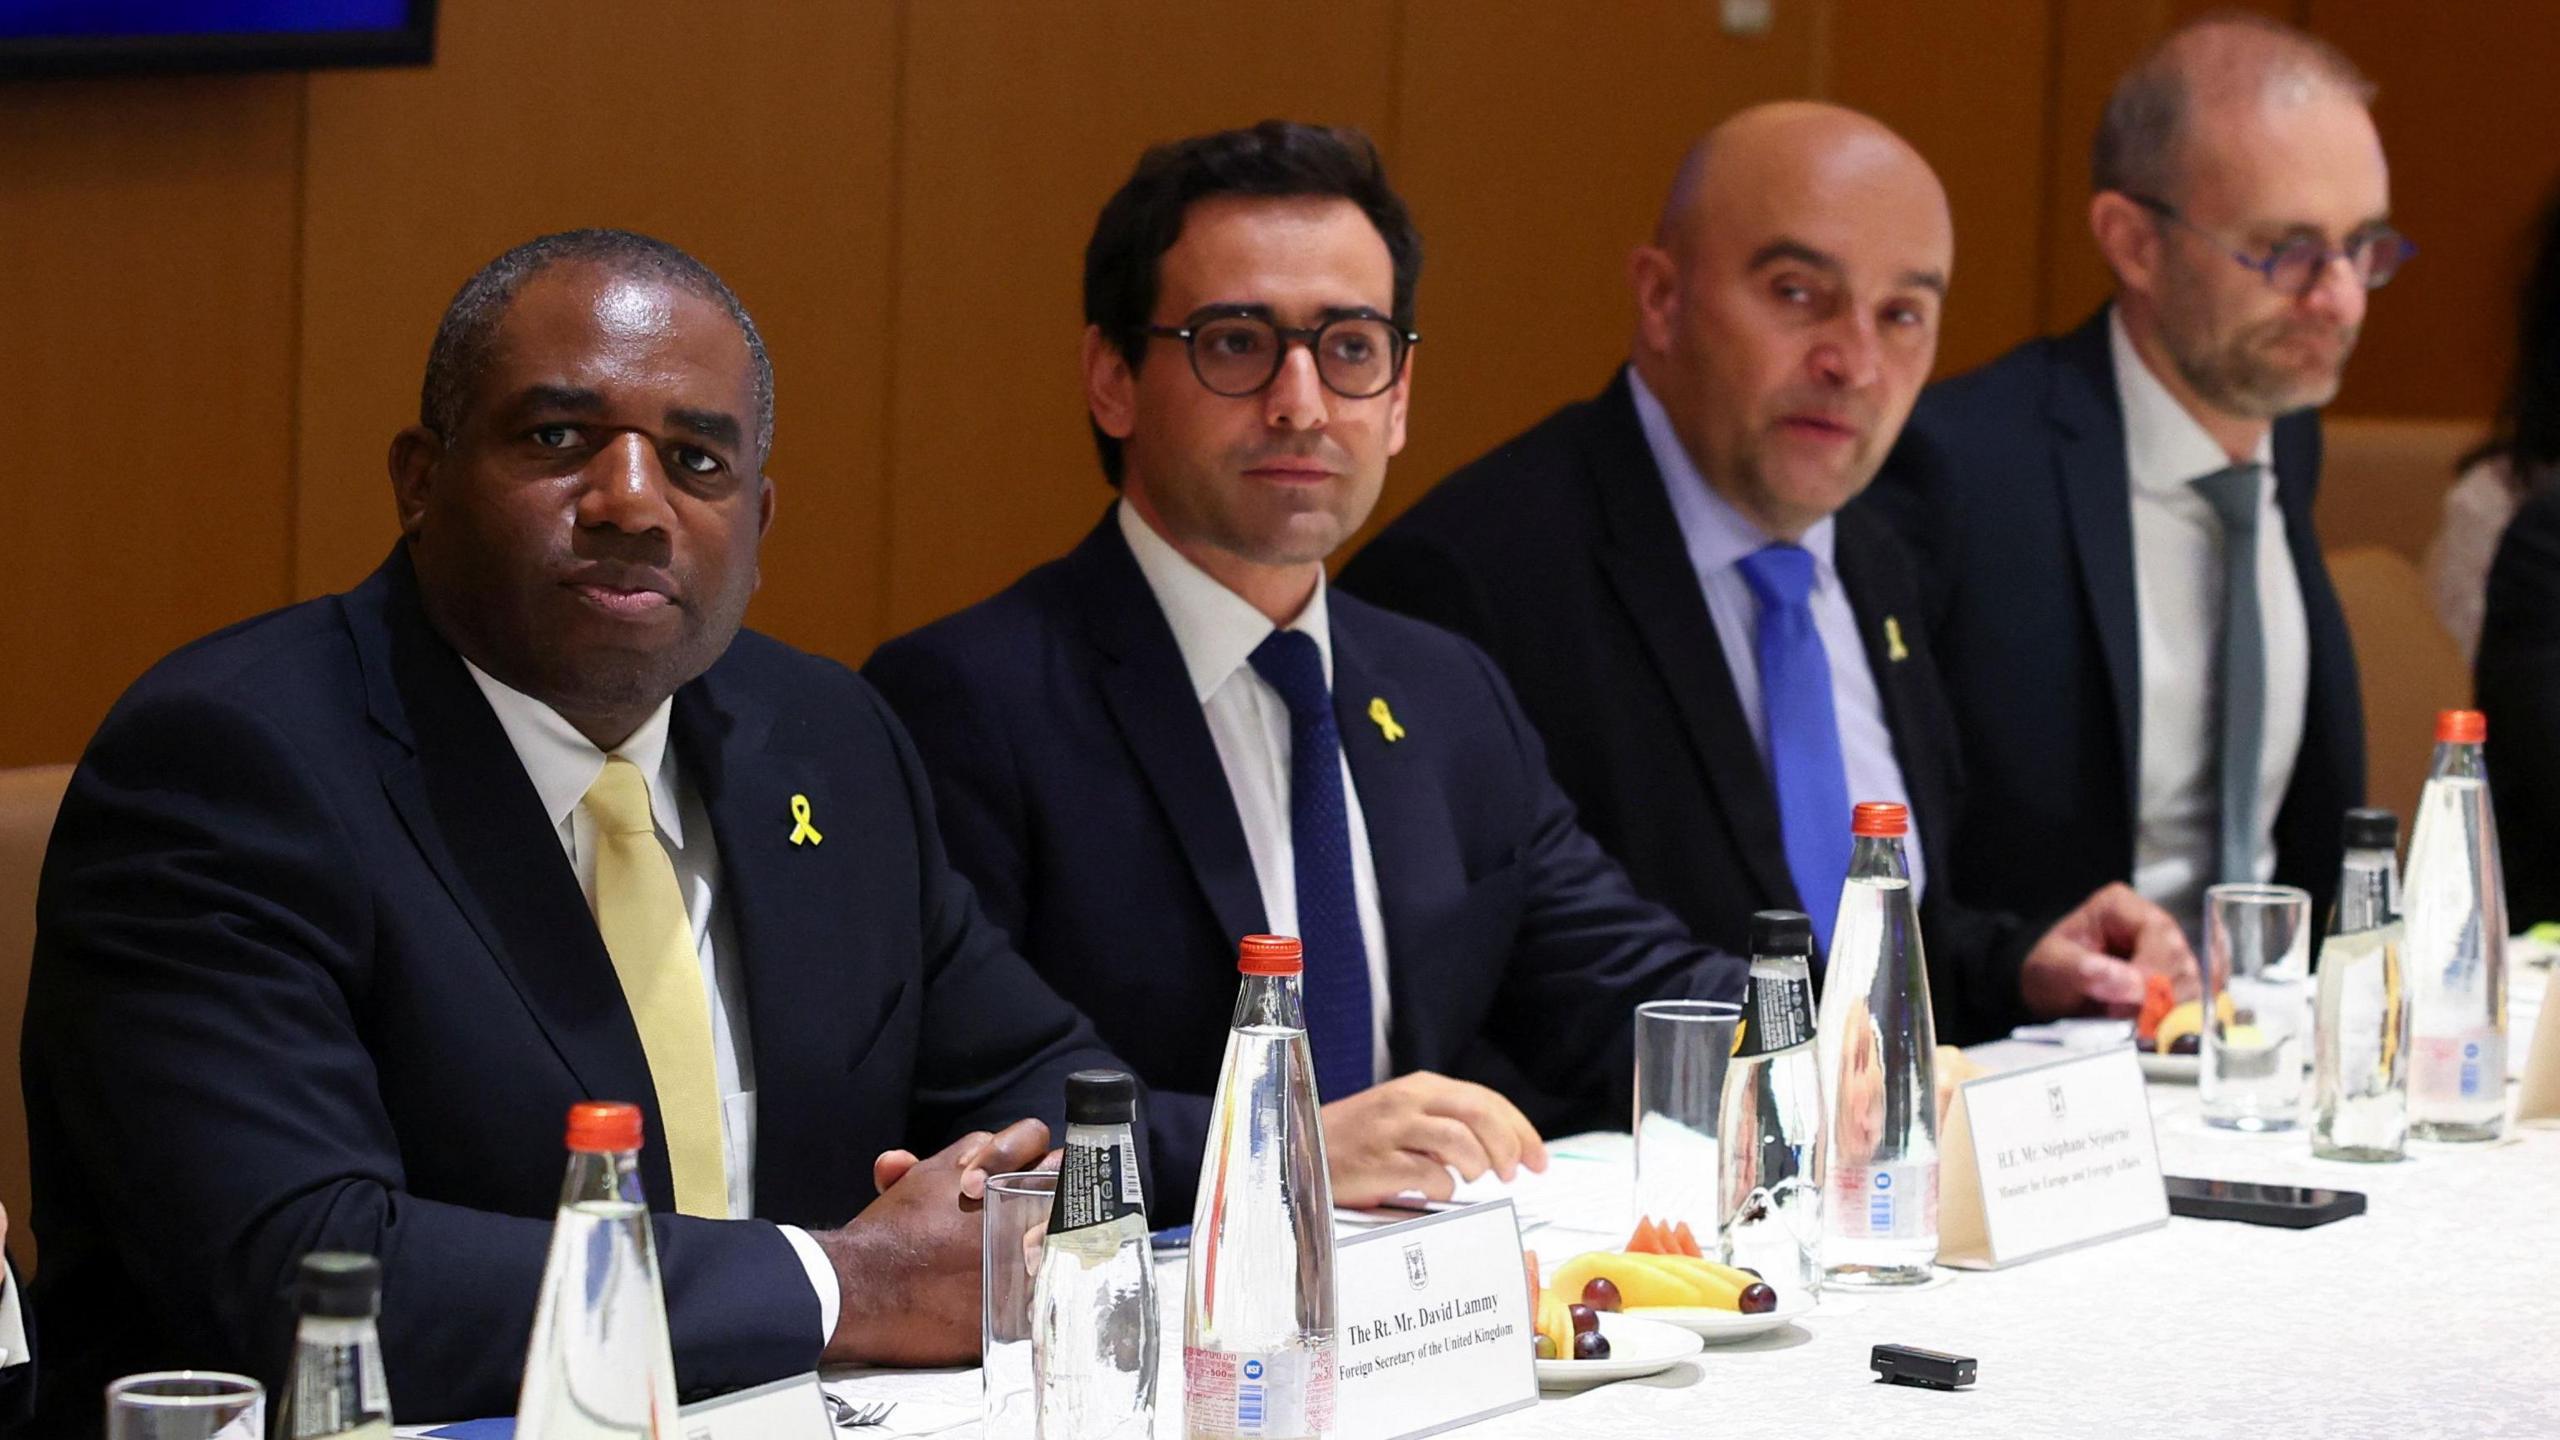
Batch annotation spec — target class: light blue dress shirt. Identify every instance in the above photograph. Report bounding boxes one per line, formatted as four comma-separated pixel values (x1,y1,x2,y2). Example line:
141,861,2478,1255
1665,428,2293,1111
1626,366,1927,903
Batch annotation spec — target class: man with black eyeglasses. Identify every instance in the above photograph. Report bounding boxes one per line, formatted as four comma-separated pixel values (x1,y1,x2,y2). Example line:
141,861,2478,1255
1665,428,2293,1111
1865,13,2392,937
865,121,1745,1218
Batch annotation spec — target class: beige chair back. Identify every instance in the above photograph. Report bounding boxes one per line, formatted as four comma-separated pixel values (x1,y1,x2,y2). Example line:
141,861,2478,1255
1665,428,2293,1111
2315,416,2485,564
2326,548,2472,831
0,764,71,1274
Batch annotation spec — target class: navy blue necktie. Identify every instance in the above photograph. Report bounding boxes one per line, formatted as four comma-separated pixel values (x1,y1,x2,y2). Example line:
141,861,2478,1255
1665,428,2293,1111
1249,628,1376,1104
1737,544,1853,957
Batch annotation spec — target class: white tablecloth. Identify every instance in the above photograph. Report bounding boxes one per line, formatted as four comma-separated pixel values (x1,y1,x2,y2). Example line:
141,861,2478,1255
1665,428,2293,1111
832,964,2560,1439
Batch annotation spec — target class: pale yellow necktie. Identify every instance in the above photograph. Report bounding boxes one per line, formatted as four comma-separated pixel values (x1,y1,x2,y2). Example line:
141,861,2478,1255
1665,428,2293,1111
582,756,729,1218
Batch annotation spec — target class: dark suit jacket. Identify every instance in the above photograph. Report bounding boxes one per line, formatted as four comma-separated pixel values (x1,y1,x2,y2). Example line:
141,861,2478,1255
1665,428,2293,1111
22,548,1124,1431
1865,308,2363,928
1341,370,2037,1044
2477,475,2560,924
862,514,1743,1217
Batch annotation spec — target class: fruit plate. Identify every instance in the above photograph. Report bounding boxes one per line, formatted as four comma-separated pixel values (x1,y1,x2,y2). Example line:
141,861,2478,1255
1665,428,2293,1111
1623,1288,1815,1343
2138,1050,2199,1084
1536,1312,1705,1391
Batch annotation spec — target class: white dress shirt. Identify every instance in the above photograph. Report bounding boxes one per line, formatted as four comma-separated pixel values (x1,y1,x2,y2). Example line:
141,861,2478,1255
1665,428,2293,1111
1117,501,1395,1083
0,1266,24,1371
465,664,840,1343
2110,311,2309,935
1628,367,1927,903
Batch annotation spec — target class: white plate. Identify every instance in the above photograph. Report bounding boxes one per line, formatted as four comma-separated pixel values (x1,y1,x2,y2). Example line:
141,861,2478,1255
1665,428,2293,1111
1621,1287,1815,1343
1536,1312,1705,1390
2138,1049,2199,1084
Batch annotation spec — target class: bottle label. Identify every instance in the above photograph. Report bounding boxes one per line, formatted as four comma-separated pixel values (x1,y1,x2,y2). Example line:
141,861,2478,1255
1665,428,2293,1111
1825,1162,1938,1241
1048,1130,1146,1235
2411,1029,2505,1104
1183,1346,1334,1438
1734,959,1816,1057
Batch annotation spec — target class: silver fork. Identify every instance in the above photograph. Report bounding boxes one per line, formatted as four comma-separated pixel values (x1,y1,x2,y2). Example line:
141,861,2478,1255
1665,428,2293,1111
821,1391,897,1428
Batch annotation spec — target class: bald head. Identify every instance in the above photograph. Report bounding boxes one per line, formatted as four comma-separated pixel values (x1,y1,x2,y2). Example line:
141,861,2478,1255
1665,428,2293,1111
1654,102,1950,261
2094,14,2374,200
1626,102,1952,542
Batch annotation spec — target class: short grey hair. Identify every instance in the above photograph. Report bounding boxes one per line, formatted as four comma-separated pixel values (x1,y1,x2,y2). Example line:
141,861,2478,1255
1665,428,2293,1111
2091,11,2375,201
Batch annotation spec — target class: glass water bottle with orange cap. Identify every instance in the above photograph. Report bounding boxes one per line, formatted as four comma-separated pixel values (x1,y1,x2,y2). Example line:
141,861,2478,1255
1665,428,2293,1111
1184,935,1336,1440
2402,709,2510,1141
516,1101,682,1438
1813,802,1940,1287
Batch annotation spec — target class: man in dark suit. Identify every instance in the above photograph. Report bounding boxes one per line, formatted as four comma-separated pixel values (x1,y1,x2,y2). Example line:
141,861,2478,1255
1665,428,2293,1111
24,231,1121,1429
865,123,1744,1218
1344,103,2192,1045
1865,15,2383,933
1,1203,29,1427
2478,482,2560,925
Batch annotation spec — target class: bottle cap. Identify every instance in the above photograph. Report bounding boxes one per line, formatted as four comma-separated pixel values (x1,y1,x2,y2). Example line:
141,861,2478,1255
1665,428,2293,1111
1238,934,1304,976
566,1100,643,1154
296,1251,381,1320
1749,909,1813,957
2436,709,2486,744
1850,801,1909,837
1064,1068,1137,1126
2342,807,2398,851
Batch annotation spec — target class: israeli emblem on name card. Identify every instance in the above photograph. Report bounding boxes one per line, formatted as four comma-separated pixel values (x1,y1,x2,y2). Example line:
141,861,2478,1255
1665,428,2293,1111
1404,1242,1429,1291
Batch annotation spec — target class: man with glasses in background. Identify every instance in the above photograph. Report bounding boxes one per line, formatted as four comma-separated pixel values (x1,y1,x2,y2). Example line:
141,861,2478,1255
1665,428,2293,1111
1868,13,2399,934
865,121,1744,1218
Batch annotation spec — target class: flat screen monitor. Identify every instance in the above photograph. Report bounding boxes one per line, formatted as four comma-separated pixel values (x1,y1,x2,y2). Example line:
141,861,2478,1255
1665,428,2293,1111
0,1,437,79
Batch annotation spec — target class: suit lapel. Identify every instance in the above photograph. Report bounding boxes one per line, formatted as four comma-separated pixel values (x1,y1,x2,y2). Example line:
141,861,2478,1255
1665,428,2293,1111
355,549,673,1201
2050,313,2144,823
1071,519,1269,947
1328,605,1460,1063
673,669,855,1221
1584,373,1797,908
1833,512,1924,773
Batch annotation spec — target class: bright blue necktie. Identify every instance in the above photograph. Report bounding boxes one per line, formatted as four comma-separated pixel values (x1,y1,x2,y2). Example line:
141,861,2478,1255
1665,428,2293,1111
1249,628,1376,1104
1737,544,1854,957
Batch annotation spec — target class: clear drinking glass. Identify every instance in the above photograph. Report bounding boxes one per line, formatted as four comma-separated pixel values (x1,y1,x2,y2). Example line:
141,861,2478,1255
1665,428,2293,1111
1634,1000,1742,1247
2202,884,2314,1131
106,1371,265,1440
984,1170,1057,1439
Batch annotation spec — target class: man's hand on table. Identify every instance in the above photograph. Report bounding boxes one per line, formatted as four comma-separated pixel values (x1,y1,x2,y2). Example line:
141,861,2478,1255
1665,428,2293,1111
815,1117,1050,1367
1321,1071,1549,1207
2020,882,2198,1019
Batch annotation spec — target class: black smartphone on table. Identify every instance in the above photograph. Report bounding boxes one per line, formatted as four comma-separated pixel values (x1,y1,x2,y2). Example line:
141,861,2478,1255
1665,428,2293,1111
2164,1176,2366,1228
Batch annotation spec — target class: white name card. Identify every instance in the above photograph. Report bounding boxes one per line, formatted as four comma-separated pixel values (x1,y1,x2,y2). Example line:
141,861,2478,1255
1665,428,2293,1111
676,1371,832,1440
1939,1044,2168,1269
1334,1199,1539,1440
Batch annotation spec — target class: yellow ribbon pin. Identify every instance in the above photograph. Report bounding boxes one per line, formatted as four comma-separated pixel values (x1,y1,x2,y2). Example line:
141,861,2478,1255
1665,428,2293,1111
788,793,823,846
1884,616,1910,663
1367,697,1407,743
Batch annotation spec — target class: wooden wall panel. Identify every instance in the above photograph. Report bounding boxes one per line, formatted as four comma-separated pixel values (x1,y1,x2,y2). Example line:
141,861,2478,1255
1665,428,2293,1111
6,1,2544,767
2313,2,2560,423
2040,0,2175,334
1379,1,1821,533
882,1,1398,639
295,0,899,666
1825,0,2055,378
0,76,304,767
